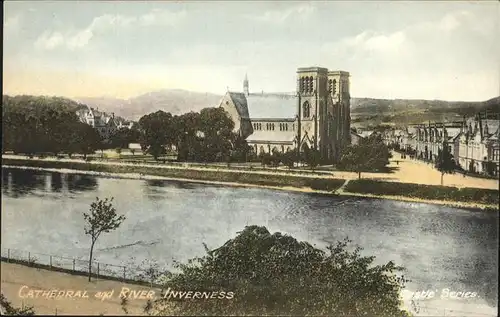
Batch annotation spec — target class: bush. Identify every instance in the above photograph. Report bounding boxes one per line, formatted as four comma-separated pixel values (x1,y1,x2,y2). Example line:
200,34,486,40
306,179,345,191
153,226,411,316
0,294,35,315
345,179,499,205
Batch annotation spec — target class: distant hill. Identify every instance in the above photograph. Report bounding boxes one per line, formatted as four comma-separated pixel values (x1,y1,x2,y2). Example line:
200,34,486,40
2,94,130,123
75,89,223,121
6,91,498,126
351,96,499,115
351,96,499,127
2,94,89,112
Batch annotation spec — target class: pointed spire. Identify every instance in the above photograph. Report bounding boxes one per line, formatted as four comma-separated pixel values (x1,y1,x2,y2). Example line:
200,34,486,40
243,73,249,96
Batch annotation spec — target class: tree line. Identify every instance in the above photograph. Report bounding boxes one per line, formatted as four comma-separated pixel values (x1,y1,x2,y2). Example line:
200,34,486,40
2,95,251,163
137,107,250,162
2,95,394,174
2,95,137,158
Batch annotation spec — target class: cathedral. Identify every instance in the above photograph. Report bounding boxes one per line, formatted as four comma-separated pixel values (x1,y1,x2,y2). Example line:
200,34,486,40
218,67,351,162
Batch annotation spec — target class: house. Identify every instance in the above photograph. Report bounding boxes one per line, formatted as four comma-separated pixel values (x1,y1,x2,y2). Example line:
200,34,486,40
76,107,118,140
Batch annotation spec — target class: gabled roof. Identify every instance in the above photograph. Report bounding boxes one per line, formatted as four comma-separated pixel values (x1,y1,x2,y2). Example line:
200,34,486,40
227,92,251,119
246,93,297,119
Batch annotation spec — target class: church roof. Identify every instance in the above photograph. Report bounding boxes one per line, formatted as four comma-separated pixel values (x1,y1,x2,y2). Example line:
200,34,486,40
227,92,251,119
246,130,296,143
246,93,297,119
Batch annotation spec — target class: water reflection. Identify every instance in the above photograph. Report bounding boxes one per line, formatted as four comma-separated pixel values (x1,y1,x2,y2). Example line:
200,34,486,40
2,168,46,197
67,174,98,192
2,168,97,197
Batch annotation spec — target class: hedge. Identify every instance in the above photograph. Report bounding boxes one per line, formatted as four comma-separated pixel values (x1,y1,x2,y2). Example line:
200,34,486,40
2,158,345,193
345,179,499,205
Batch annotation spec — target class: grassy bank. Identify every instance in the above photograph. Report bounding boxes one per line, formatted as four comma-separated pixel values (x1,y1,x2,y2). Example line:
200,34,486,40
3,158,498,209
344,179,499,206
2,158,345,192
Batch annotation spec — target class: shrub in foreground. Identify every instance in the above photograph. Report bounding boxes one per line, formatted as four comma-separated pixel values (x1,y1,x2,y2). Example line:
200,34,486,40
153,225,411,316
0,293,35,315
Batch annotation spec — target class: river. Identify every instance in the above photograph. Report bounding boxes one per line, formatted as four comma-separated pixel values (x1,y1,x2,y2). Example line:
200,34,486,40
1,167,498,316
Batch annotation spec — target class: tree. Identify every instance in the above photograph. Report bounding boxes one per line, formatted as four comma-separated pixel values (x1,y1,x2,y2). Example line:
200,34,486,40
280,151,297,169
110,127,141,149
308,149,321,170
138,111,175,161
0,294,35,316
484,161,497,177
230,133,252,163
435,141,456,185
83,197,126,282
260,152,272,167
2,95,86,156
153,226,410,316
338,134,391,179
197,107,235,162
68,123,101,159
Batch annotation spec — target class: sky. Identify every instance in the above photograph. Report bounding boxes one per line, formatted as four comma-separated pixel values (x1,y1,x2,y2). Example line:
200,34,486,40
3,1,500,101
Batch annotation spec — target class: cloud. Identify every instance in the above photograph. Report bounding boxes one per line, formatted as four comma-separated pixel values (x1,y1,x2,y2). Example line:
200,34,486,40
319,9,499,100
245,3,316,24
33,8,187,51
4,13,22,38
341,30,407,54
34,31,65,50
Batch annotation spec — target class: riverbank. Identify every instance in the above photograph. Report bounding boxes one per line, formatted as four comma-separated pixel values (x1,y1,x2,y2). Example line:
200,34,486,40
2,157,498,210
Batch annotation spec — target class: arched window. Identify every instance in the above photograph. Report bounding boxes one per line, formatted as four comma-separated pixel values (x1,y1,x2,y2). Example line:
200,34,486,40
303,101,310,119
272,123,275,130
300,77,305,93
308,76,313,93
328,79,333,93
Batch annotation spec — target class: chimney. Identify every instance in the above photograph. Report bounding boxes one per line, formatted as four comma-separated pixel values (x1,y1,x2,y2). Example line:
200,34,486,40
112,112,115,119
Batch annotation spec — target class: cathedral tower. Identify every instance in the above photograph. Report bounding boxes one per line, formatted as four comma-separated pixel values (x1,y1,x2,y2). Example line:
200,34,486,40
243,74,249,96
296,67,329,157
328,70,351,154
296,67,351,163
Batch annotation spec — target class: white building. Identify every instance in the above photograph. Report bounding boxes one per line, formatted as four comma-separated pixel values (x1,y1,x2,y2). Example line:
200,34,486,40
457,116,499,175
76,107,118,140
382,114,499,176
